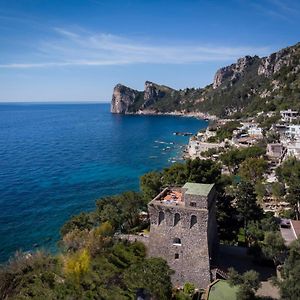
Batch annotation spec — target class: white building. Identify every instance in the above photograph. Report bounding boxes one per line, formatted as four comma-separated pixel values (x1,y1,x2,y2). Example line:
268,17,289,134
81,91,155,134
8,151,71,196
286,140,300,159
247,126,263,137
285,125,300,139
280,109,299,123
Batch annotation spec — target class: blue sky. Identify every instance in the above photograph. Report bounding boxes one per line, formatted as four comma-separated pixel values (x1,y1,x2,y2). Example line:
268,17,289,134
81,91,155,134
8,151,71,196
0,0,299,102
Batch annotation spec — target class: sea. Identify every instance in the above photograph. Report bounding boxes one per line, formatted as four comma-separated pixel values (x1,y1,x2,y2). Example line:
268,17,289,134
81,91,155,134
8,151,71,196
0,103,207,262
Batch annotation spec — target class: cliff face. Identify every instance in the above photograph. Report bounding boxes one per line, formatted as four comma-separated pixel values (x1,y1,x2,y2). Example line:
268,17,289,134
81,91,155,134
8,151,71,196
111,42,300,117
110,84,139,113
111,81,176,113
213,56,259,89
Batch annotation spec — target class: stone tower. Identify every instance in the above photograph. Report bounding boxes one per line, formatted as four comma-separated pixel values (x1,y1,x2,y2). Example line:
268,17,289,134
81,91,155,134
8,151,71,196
148,182,218,289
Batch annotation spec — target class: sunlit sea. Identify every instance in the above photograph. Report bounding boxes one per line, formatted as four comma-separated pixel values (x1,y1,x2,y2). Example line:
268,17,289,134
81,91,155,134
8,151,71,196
0,103,207,262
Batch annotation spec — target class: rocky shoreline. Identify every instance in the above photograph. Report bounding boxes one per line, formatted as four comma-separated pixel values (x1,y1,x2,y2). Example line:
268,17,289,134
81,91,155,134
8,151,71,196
123,109,218,121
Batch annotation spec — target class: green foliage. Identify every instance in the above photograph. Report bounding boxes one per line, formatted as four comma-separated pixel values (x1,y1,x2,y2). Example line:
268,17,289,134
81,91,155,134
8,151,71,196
183,282,195,295
239,157,268,183
228,268,261,300
140,158,221,201
124,258,173,300
261,231,286,265
216,193,240,243
271,182,285,200
0,240,172,300
96,191,146,232
279,240,300,299
140,171,162,201
64,248,91,283
235,181,263,228
276,157,300,187
60,212,95,237
220,146,265,172
211,121,242,142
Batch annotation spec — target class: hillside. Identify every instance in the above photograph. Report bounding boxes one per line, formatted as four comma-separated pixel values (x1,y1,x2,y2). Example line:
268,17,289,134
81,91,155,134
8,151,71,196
111,42,300,118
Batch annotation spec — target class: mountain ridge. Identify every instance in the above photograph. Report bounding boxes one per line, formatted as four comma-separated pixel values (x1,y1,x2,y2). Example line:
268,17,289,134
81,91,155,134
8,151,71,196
111,42,300,117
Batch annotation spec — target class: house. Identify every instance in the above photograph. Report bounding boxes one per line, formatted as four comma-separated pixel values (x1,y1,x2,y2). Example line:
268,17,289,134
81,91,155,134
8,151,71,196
285,125,300,139
286,140,300,159
280,109,299,123
267,143,284,160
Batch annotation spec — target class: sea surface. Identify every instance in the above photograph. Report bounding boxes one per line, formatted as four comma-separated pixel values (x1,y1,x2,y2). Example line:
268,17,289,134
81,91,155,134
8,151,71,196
0,103,207,262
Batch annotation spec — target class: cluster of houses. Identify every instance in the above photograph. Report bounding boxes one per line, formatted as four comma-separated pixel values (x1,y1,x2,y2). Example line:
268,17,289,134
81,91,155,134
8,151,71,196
187,120,264,159
188,109,300,163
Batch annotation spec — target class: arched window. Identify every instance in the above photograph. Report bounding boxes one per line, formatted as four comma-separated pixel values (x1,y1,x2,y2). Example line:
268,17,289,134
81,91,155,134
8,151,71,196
158,211,165,225
190,215,197,228
173,237,181,245
174,213,180,226
175,253,179,259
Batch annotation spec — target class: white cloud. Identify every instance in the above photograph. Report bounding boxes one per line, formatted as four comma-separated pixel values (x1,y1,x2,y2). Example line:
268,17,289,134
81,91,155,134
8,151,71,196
0,28,271,69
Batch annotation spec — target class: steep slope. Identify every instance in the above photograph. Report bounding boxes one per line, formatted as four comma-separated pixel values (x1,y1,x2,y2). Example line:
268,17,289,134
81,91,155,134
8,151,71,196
111,42,300,117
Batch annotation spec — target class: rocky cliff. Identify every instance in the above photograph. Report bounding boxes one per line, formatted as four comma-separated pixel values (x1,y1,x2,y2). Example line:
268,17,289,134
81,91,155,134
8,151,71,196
111,42,300,117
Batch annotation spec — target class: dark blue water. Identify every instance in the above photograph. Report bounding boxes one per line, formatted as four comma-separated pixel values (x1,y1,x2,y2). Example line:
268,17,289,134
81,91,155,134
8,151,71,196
0,103,207,262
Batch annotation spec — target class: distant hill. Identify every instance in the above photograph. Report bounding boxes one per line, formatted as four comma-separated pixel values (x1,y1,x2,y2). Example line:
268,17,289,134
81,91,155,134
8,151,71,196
111,42,300,118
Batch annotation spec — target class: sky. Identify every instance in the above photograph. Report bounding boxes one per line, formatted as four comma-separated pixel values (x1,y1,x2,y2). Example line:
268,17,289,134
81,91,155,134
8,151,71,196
0,0,300,102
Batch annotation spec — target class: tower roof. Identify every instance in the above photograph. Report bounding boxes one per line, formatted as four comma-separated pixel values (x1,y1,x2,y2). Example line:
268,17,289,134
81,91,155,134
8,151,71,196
182,182,214,197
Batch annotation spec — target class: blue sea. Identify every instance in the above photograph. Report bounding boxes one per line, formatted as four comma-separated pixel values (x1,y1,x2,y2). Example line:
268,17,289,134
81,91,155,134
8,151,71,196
0,103,207,262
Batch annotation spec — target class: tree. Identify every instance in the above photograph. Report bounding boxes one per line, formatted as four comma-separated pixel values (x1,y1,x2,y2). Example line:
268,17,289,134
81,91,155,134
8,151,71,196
60,212,95,237
279,240,300,299
63,248,90,283
239,157,268,183
261,231,286,265
216,192,240,242
140,171,163,201
124,258,173,300
255,182,267,201
271,182,285,201
228,268,261,300
235,181,263,229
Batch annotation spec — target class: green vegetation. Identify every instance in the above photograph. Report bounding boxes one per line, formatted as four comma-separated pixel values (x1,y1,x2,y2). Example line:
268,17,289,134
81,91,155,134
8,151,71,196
276,157,300,217
140,158,221,201
220,146,265,172
278,240,300,300
207,121,241,142
227,268,261,300
207,280,238,300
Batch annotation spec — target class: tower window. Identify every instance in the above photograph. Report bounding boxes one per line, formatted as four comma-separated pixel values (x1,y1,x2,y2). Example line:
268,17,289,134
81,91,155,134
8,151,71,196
190,215,197,228
158,211,165,225
190,202,197,207
175,253,179,259
174,213,180,226
173,237,181,245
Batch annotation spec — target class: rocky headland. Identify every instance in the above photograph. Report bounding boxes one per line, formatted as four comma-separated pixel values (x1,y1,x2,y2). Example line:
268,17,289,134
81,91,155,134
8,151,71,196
111,42,300,118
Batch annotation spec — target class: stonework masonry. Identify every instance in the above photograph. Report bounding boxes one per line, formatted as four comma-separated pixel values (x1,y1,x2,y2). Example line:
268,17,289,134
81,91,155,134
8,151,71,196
148,183,218,289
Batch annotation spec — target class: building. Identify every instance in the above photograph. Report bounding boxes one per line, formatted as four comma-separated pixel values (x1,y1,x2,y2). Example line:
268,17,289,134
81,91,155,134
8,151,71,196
267,143,285,160
286,140,300,159
285,125,300,139
147,182,218,289
280,109,299,123
188,138,223,158
247,126,263,138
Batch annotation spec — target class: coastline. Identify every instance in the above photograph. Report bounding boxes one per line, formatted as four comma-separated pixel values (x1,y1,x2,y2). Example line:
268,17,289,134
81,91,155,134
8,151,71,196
123,109,218,121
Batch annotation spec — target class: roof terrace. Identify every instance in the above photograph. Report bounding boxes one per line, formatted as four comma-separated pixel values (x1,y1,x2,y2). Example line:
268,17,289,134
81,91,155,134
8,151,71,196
152,187,184,206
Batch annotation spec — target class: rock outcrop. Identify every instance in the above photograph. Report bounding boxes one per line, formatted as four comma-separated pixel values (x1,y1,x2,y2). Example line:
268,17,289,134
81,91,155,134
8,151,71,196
110,84,138,113
213,56,259,89
258,47,293,77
